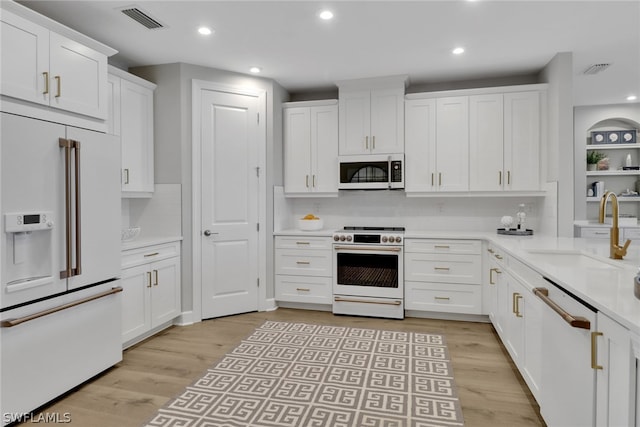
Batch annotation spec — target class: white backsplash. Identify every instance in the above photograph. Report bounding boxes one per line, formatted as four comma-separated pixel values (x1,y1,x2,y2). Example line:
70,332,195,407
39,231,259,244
122,184,182,238
275,187,547,234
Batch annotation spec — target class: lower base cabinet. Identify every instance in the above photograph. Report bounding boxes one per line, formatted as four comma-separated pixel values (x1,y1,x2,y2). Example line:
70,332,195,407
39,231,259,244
121,241,181,346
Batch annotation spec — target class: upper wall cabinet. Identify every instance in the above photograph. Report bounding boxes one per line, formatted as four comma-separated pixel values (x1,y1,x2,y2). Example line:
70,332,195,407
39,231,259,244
405,96,469,193
469,91,541,191
283,100,338,196
406,84,546,195
0,7,115,122
337,76,406,156
108,66,156,197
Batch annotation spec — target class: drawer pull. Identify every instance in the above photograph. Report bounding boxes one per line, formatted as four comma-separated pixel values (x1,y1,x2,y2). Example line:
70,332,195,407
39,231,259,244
295,241,311,245
487,248,495,254
296,261,310,265
434,245,450,249
144,252,160,257
494,254,503,260
489,267,501,284
296,288,310,292
434,296,450,301
434,267,450,271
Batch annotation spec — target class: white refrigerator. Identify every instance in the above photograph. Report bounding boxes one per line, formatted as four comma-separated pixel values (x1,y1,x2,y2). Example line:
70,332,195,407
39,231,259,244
0,112,122,424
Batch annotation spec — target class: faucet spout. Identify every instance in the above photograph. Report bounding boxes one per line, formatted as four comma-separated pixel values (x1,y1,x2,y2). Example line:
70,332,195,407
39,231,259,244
598,191,631,259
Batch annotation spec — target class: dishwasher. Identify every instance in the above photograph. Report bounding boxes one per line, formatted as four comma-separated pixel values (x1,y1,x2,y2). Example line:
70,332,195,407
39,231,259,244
534,277,597,427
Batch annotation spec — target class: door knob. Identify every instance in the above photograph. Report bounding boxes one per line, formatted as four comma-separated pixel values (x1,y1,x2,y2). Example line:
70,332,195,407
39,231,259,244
203,230,214,236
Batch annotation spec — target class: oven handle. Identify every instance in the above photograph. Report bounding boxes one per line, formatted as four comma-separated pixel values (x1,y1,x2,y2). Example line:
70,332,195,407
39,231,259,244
334,296,402,306
1,286,123,328
334,246,402,252
533,287,591,330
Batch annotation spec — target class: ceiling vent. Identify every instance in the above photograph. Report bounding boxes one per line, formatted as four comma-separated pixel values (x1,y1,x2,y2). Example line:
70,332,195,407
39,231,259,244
119,6,165,30
583,63,611,75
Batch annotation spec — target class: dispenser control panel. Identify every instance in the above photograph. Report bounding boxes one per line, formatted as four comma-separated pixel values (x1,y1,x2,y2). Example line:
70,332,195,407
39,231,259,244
5,212,54,233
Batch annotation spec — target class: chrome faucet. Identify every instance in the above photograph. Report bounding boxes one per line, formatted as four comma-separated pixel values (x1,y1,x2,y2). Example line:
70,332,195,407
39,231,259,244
598,191,631,259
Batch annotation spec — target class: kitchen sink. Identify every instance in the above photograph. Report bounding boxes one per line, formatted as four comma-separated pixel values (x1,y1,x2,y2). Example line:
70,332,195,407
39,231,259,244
524,249,623,270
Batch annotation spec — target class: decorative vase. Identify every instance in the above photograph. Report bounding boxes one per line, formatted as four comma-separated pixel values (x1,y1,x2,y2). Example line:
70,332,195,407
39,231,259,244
587,163,597,171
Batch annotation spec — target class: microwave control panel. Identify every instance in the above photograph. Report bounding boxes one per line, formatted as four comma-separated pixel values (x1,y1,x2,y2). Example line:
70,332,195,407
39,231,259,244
5,212,54,233
390,161,402,182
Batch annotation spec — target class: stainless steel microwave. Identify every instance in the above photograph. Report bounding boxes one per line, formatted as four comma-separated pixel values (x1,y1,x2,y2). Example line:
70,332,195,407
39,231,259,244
338,154,404,190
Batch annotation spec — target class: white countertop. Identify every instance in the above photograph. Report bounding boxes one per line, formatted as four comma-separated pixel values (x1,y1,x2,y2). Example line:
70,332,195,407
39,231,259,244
121,236,183,251
274,228,640,334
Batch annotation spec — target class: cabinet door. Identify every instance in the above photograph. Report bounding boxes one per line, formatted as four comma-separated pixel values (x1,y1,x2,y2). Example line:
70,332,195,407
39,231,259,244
121,264,152,344
339,90,371,155
311,104,338,194
370,88,404,154
284,107,312,193
504,91,540,191
121,79,154,193
485,251,501,321
49,32,107,119
596,312,634,427
405,98,436,193
521,285,542,399
0,10,49,106
504,273,525,363
150,257,181,328
469,94,504,191
436,96,469,192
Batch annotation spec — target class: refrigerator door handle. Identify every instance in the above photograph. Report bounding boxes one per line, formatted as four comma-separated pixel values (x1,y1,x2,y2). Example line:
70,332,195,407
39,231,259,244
59,138,73,279
72,140,81,276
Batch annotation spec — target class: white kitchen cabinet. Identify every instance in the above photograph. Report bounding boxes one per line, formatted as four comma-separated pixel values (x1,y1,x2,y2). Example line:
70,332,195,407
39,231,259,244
338,78,405,155
0,8,110,120
404,96,469,192
283,100,338,196
595,312,634,427
469,91,541,192
484,244,503,327
121,241,181,347
275,236,332,305
404,239,482,314
108,65,156,197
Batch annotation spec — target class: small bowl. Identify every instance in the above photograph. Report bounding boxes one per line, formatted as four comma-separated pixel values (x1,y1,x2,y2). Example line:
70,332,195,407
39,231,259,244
121,226,141,241
298,218,323,231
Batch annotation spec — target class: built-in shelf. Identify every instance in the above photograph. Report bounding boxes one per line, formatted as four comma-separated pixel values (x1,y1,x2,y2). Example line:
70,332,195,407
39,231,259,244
587,196,640,202
587,143,640,150
586,170,640,176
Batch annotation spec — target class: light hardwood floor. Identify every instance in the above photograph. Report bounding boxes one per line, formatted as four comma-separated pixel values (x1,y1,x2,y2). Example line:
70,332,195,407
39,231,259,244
21,309,545,426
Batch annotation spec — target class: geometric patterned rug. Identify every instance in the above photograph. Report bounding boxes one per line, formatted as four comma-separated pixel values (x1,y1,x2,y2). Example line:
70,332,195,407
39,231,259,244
144,321,464,426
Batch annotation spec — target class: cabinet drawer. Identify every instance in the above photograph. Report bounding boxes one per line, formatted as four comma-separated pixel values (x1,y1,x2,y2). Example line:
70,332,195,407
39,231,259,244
275,249,332,277
405,281,482,314
275,275,332,304
275,236,333,250
405,253,481,284
624,228,640,240
405,239,481,255
121,241,181,269
580,227,610,239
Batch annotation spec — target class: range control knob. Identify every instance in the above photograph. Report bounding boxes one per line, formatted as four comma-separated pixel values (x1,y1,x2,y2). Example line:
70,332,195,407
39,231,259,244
346,235,352,242
333,235,339,242
340,235,346,241
381,236,388,243
395,236,402,243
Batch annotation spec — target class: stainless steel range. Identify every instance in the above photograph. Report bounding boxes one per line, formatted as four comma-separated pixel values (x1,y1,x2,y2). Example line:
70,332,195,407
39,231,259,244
332,226,404,319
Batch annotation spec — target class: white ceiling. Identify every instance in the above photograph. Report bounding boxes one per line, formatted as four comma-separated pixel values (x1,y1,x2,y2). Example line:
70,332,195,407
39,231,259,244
16,0,640,106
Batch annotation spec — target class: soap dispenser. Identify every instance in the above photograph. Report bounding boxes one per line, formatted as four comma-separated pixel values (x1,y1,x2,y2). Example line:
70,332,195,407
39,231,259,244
516,204,526,231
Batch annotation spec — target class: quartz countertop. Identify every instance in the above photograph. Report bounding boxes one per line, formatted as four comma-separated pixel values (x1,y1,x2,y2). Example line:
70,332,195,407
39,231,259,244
274,228,640,334
121,236,183,251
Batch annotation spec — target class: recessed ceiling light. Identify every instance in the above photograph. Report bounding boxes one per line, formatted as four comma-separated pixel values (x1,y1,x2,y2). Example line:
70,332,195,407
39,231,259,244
628,95,638,101
319,10,334,20
198,26,212,36
249,67,262,74
452,47,465,55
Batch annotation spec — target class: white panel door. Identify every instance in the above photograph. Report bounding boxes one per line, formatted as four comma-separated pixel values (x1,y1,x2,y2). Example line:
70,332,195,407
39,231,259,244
504,91,540,191
469,94,504,191
339,90,370,155
201,89,260,319
436,96,469,192
311,104,338,194
370,88,404,154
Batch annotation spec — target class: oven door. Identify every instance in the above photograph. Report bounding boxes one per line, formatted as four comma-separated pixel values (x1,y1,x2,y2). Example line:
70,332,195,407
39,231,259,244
333,244,403,299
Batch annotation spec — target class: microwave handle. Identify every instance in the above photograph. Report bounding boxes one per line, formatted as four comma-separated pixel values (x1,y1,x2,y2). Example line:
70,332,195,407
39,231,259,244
387,155,392,189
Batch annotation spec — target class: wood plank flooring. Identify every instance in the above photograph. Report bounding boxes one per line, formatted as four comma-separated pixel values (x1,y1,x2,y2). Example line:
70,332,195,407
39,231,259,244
20,309,545,426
